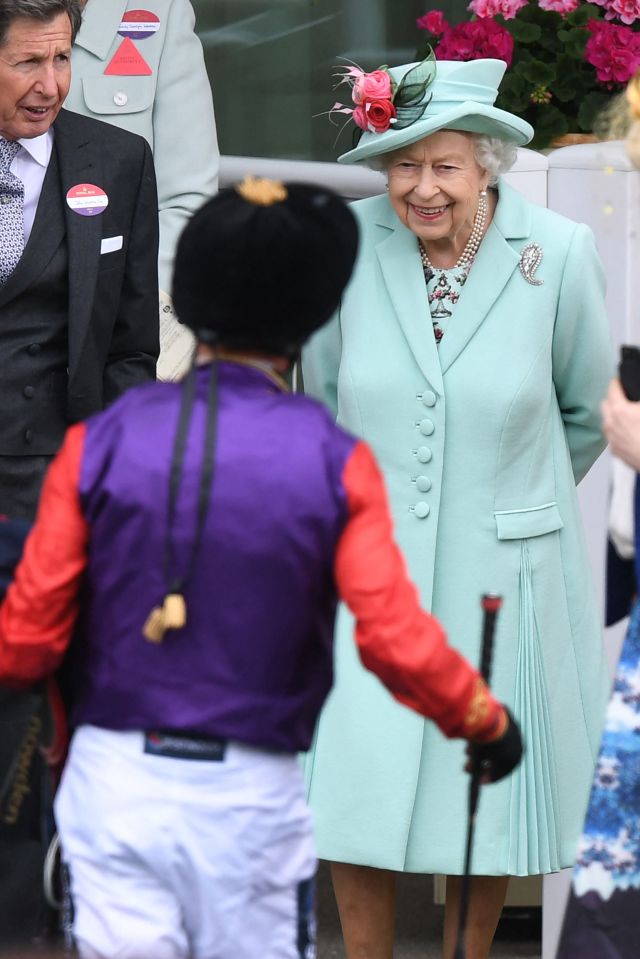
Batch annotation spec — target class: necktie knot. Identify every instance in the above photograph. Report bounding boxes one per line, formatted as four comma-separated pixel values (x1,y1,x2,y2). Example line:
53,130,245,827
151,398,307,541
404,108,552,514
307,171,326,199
0,138,21,174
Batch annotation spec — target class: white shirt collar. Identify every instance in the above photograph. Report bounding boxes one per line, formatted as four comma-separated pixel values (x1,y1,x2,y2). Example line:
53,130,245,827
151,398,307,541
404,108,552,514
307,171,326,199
17,128,54,167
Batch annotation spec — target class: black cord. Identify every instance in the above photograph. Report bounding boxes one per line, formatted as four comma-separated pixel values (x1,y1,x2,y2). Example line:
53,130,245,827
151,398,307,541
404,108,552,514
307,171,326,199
163,360,219,598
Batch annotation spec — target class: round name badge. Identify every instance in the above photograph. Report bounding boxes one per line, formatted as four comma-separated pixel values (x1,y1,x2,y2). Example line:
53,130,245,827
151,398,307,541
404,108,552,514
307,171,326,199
66,184,109,217
118,10,160,40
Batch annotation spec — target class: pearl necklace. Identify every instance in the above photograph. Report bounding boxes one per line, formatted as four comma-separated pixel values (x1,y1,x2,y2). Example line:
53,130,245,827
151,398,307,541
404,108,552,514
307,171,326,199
419,191,487,273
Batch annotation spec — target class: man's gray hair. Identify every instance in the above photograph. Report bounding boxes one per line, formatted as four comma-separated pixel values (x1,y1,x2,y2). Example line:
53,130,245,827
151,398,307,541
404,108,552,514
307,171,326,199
0,0,82,47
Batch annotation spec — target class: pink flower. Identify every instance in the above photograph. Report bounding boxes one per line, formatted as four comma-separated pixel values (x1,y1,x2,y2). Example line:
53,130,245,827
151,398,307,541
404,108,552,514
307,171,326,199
537,0,579,12
353,99,397,134
352,104,368,130
435,19,515,65
416,9,449,34
468,0,527,19
607,0,640,25
585,19,640,84
352,69,393,105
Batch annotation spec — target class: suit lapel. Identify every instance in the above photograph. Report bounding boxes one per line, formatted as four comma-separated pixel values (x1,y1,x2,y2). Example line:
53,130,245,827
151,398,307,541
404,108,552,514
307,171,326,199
54,110,104,377
437,181,532,375
0,149,65,309
375,208,444,395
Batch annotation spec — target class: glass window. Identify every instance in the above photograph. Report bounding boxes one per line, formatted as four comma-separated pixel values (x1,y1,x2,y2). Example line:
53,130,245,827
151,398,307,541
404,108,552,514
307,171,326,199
192,0,470,162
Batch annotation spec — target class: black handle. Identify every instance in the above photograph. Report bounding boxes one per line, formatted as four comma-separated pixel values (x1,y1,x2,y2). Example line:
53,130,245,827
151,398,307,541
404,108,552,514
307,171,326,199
453,593,503,959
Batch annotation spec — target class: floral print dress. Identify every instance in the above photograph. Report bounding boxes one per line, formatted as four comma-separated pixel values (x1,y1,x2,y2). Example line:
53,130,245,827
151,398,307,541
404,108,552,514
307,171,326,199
423,262,472,343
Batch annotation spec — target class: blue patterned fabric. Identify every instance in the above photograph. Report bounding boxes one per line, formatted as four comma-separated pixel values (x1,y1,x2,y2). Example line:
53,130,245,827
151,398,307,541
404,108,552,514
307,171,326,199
572,601,640,899
556,602,640,959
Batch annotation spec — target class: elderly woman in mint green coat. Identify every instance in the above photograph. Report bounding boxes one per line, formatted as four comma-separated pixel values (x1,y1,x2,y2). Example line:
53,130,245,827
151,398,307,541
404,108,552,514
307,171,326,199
303,57,613,959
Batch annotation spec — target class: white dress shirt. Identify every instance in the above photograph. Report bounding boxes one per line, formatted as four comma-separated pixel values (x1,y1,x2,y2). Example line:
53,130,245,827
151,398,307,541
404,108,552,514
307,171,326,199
11,129,54,245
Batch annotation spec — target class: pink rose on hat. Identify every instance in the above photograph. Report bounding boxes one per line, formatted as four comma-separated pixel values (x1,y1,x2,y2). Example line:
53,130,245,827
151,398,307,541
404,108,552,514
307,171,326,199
352,69,393,105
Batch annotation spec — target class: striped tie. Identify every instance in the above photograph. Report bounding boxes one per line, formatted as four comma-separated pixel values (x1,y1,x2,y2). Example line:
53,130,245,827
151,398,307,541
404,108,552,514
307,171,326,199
0,138,24,286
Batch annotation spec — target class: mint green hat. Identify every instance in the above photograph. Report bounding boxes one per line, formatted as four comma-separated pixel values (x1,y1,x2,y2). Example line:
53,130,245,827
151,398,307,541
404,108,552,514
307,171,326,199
338,58,533,165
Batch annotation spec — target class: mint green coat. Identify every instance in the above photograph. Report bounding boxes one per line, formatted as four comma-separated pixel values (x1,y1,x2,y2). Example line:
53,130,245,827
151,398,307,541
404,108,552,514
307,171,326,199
67,0,218,293
302,181,613,876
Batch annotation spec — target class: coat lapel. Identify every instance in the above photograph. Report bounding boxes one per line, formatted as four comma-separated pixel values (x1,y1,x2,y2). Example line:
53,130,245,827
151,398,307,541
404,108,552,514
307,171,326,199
0,149,65,309
437,181,532,375
54,110,104,377
74,0,129,61
375,206,444,395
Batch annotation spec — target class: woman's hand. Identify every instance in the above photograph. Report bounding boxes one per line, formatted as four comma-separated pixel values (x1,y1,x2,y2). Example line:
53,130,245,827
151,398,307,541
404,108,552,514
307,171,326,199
602,378,640,472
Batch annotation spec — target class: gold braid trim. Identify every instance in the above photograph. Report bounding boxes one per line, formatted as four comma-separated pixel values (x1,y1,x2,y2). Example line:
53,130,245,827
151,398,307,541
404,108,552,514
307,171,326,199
463,677,492,736
236,176,288,206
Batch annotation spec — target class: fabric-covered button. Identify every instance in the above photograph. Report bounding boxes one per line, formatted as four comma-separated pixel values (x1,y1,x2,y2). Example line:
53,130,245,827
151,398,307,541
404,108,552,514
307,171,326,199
27,343,40,356
417,446,432,463
24,429,33,444
419,418,435,436
0,195,11,206
416,475,432,493
23,385,35,398
415,502,430,519
113,91,128,107
422,390,436,407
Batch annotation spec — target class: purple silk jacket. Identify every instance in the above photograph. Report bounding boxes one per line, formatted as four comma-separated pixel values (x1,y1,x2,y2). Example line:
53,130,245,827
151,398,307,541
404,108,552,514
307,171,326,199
68,363,357,752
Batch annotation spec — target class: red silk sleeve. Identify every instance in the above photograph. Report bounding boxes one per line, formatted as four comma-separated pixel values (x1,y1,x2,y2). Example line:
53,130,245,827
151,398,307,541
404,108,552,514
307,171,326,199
335,441,503,741
0,424,89,686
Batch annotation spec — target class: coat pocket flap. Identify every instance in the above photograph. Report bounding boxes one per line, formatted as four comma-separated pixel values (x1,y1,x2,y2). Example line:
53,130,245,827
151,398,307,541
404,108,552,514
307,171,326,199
494,503,564,540
81,76,154,116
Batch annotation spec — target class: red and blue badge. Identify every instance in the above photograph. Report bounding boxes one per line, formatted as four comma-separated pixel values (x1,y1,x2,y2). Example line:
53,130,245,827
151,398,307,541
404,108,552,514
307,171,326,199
66,184,109,217
118,9,160,40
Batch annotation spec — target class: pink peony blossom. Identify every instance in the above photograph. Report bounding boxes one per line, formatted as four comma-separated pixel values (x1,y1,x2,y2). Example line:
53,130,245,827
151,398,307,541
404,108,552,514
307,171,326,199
537,0,579,12
352,69,393,105
585,18,640,84
435,19,515,65
468,0,527,19
416,9,449,34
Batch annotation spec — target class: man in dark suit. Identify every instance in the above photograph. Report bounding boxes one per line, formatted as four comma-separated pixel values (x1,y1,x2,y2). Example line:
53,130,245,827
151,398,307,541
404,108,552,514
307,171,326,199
0,0,159,519
0,0,158,945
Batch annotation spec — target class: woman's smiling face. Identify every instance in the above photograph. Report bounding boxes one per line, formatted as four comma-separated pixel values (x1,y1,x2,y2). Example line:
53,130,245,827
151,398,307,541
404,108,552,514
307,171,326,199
385,130,490,247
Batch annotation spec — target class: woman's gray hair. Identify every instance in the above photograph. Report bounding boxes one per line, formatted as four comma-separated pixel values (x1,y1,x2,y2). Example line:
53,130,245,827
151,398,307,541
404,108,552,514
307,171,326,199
0,0,83,46
472,135,518,185
369,131,519,184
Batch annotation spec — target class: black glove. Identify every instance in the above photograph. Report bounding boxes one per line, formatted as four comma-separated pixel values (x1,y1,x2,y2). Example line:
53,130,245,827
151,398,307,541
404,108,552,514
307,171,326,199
467,708,523,784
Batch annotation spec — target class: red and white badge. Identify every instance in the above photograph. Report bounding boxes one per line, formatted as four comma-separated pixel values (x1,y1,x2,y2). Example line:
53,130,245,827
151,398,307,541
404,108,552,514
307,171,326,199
118,9,160,40
66,184,109,217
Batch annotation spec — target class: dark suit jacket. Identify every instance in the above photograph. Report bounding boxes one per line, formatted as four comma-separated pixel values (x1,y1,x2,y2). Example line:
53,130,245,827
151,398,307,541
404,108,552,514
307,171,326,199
0,108,160,425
